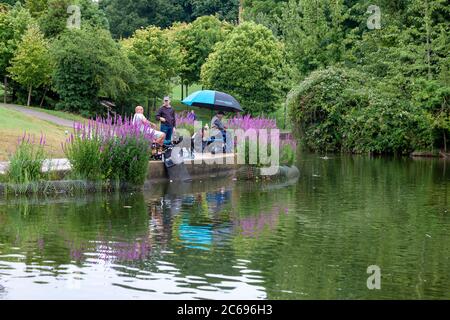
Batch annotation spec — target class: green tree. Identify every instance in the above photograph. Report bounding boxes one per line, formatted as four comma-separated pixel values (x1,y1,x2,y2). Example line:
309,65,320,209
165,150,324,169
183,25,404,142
99,0,238,39
172,16,229,94
100,0,166,39
201,21,283,115
38,0,109,38
51,27,135,116
279,0,345,76
242,0,287,33
121,26,182,111
190,0,239,21
8,24,52,106
24,0,48,17
0,3,33,103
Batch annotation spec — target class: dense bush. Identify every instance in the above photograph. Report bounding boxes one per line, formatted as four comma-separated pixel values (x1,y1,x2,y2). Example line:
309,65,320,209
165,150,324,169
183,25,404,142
342,100,434,154
64,132,103,181
287,66,435,154
287,67,368,152
64,116,153,187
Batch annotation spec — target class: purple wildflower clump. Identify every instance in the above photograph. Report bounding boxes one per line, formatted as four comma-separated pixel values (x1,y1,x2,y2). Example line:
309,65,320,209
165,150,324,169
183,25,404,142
64,115,155,186
71,115,156,145
226,115,278,131
176,111,195,127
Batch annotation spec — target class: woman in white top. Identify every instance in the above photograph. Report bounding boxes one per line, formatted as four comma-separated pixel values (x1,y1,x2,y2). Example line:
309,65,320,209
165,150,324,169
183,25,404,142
133,106,166,145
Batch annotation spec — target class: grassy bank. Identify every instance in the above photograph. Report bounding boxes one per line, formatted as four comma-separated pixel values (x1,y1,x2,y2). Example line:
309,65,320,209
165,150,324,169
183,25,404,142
0,106,67,161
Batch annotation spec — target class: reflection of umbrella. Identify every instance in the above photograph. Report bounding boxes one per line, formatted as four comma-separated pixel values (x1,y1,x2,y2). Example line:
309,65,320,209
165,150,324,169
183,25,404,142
182,90,243,113
179,221,213,251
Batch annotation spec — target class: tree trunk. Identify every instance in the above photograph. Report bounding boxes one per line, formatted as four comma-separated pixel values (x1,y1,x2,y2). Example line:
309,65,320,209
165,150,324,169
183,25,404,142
186,84,189,97
284,102,287,130
3,76,7,103
239,0,244,24
425,0,432,80
444,131,447,153
27,85,32,107
40,88,47,108
181,81,184,100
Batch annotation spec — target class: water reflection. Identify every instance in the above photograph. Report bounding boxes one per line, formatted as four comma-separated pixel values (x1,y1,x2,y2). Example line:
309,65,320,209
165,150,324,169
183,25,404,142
0,177,278,299
0,155,449,299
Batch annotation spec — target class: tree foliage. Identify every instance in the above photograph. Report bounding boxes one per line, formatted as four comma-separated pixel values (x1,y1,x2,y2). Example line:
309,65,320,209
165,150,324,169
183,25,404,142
38,0,109,38
201,22,284,114
51,27,135,116
171,15,228,86
8,24,52,106
0,3,33,77
287,67,434,154
100,0,239,39
121,26,182,107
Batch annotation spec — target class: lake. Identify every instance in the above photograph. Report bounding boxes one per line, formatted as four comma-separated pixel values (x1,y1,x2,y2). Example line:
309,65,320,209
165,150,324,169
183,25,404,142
0,154,449,300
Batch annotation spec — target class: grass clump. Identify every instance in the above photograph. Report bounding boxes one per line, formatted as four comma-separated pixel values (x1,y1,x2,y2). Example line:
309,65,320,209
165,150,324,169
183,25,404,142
5,134,47,194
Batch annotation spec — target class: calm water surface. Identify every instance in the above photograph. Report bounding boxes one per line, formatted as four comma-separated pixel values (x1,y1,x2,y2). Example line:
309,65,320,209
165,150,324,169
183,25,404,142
0,155,449,299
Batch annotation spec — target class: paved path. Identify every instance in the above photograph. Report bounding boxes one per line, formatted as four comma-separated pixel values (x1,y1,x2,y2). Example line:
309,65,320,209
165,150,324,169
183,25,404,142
0,159,72,175
0,103,76,128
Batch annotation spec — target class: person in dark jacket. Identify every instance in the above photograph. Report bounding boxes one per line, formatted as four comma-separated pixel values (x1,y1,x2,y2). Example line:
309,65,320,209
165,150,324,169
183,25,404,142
156,96,176,144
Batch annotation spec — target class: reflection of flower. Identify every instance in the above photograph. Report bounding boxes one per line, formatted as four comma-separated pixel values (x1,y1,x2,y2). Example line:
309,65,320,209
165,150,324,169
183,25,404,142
234,207,286,238
37,238,45,251
64,236,154,263
103,240,152,261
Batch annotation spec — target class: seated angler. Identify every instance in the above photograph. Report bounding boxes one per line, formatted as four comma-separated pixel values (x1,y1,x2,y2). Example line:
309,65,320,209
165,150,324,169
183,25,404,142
133,106,166,146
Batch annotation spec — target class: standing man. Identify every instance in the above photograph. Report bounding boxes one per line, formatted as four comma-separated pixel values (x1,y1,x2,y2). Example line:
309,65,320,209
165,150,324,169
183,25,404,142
156,96,176,144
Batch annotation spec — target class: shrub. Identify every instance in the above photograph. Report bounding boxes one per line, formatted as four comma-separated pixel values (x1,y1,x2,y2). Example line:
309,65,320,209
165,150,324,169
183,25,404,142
64,132,103,181
7,134,46,185
64,116,154,187
175,112,195,135
226,115,278,131
342,100,434,154
287,66,368,153
280,136,297,166
287,66,435,154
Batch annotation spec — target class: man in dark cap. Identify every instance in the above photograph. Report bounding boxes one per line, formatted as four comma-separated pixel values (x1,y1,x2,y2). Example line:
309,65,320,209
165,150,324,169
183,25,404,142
156,96,176,144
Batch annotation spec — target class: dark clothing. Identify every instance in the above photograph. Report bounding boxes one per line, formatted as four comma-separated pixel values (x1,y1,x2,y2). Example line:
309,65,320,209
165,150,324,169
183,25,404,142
161,124,174,144
213,118,226,132
156,106,176,128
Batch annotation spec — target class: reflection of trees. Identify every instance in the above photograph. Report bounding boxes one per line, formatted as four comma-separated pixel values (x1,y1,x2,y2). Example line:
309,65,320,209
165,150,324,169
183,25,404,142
2,156,447,299
0,193,152,266
234,155,450,299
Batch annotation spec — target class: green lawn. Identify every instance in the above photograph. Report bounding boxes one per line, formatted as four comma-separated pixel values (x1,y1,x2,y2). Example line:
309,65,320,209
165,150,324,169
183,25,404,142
0,106,67,161
170,83,217,123
171,83,203,100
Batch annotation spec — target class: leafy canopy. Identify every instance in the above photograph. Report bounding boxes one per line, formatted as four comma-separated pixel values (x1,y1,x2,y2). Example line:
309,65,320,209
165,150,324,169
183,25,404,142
201,21,284,115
